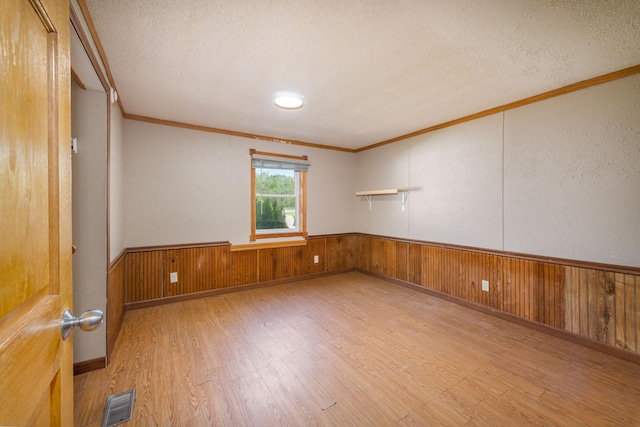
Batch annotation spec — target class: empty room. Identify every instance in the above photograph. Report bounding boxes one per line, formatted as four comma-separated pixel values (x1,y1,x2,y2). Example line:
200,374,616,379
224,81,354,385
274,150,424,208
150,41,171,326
2,0,639,426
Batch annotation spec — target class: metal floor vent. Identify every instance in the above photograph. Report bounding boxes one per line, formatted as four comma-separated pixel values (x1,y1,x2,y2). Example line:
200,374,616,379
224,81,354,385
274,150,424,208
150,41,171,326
101,389,136,427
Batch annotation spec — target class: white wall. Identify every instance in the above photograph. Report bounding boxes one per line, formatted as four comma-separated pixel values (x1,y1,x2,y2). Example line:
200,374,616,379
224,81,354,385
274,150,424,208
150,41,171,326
122,74,639,267
356,73,640,268
355,140,411,237
123,120,356,247
109,102,125,261
503,74,640,266
409,114,504,249
306,146,357,235
71,81,107,362
356,113,503,248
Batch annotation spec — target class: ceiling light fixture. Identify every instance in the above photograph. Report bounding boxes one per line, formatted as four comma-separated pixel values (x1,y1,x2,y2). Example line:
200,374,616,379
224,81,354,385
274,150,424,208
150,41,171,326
274,91,303,109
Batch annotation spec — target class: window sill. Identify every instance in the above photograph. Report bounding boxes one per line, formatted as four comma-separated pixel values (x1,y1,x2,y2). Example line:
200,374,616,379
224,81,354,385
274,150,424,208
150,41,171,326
230,239,307,252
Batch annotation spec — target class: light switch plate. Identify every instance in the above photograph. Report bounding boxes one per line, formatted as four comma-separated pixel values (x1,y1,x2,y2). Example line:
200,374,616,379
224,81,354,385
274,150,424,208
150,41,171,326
481,280,489,292
314,255,319,264
170,272,178,283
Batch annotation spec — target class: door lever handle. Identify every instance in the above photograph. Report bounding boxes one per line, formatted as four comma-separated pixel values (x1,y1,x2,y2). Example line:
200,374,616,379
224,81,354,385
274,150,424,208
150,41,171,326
61,309,103,340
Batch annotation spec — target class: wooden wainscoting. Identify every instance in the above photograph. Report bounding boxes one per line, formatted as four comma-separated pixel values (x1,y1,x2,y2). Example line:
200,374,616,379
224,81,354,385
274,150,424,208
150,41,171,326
163,245,231,296
565,269,639,351
325,234,356,271
75,252,127,375
124,235,357,309
125,242,231,305
356,234,640,357
125,249,164,303
106,251,126,363
230,250,259,286
116,233,638,361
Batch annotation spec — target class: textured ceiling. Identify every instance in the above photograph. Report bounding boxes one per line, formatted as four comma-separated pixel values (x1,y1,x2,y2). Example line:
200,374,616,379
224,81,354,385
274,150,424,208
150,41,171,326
83,0,640,151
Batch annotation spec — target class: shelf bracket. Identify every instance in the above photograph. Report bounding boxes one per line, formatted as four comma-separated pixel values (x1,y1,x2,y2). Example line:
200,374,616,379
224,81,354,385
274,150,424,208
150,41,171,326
356,189,408,211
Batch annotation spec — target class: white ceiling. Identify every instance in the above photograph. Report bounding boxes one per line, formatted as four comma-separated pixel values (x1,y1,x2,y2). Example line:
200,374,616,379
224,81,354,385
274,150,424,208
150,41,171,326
83,0,640,151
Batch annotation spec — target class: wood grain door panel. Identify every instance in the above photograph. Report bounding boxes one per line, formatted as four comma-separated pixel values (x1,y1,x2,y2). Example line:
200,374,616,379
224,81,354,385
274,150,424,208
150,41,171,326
0,0,72,424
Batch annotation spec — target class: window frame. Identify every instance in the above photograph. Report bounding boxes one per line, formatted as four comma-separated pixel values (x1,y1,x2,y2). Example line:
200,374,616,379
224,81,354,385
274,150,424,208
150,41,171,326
250,149,308,241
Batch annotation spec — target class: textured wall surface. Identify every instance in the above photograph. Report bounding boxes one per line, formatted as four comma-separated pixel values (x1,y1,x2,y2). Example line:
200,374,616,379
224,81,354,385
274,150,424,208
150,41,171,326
123,120,356,247
504,74,640,267
109,102,125,261
356,74,640,268
124,121,236,246
355,141,411,237
409,114,504,250
71,82,107,362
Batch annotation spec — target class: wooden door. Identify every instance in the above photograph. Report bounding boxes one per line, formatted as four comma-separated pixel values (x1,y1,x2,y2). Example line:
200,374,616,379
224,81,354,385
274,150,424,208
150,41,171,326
0,0,72,425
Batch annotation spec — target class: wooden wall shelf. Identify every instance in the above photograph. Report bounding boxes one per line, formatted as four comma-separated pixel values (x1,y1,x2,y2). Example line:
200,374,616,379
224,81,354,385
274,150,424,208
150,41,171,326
356,189,408,210
355,189,405,196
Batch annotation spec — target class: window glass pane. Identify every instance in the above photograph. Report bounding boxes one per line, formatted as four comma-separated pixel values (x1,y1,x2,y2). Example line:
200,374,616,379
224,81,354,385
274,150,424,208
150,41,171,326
255,168,298,231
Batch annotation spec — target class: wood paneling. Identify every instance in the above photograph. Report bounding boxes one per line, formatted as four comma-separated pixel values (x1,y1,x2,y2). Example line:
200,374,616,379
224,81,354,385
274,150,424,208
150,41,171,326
259,246,303,282
565,267,620,344
544,263,565,329
355,234,371,271
230,250,258,286
325,235,355,271
163,246,230,297
73,358,106,376
370,237,395,277
107,253,126,362
302,238,325,275
120,234,638,356
125,236,357,307
125,250,163,302
407,243,423,285
394,241,409,282
357,234,638,356
504,259,539,322
612,272,638,352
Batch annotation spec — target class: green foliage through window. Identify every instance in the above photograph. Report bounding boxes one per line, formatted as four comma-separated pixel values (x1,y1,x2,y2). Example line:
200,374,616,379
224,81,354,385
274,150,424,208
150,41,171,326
255,169,297,231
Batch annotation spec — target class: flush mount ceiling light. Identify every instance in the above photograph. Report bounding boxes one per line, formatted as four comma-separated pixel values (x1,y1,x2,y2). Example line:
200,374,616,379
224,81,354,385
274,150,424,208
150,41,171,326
274,91,304,109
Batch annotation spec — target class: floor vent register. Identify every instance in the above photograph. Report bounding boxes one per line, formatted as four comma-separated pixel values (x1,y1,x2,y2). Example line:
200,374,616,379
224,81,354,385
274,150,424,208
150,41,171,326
101,389,136,427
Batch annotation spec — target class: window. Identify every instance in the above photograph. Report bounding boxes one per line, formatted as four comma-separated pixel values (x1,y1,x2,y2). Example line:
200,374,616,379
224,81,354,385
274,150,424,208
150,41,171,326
250,149,309,241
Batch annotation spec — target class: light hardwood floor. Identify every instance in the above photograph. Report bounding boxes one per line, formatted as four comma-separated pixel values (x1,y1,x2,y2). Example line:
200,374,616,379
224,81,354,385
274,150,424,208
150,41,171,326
74,272,640,426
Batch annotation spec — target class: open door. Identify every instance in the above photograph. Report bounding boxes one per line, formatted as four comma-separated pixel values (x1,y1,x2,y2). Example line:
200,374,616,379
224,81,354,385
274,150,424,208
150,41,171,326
0,0,73,425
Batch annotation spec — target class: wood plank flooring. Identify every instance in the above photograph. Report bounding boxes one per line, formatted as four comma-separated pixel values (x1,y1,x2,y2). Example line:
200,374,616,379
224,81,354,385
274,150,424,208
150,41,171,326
74,272,640,426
